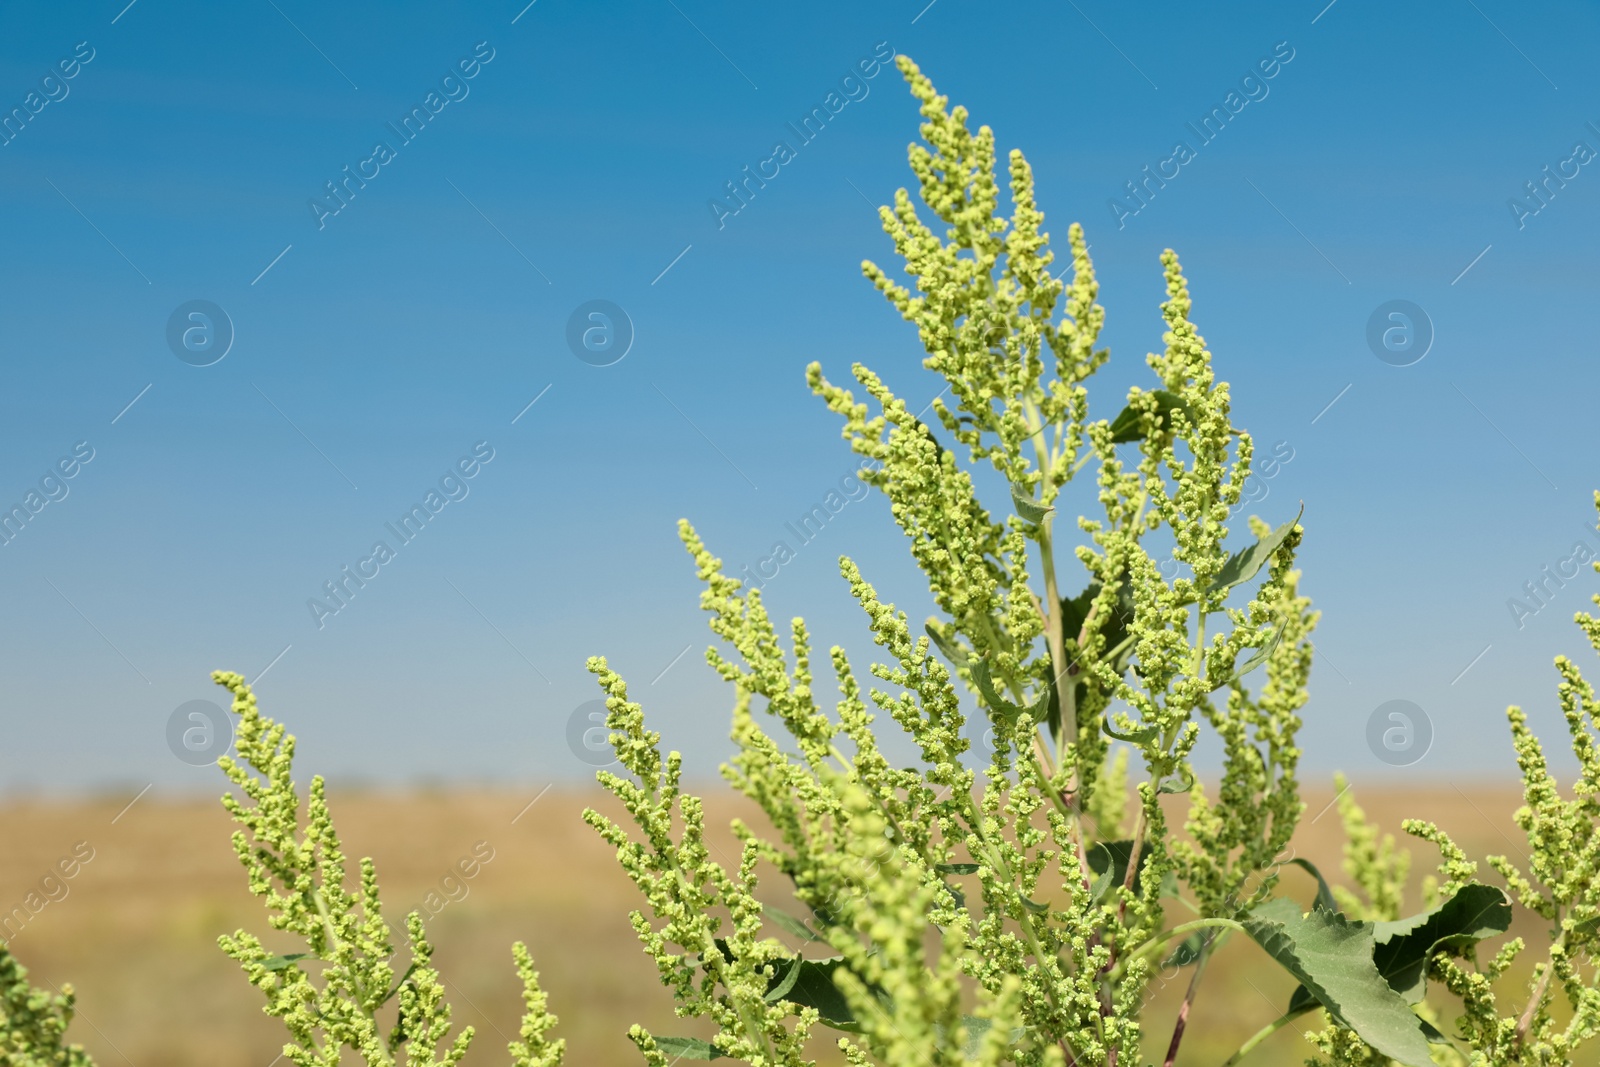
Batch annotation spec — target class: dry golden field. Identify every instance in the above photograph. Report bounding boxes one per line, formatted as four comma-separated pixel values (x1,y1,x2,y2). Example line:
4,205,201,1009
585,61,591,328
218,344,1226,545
0,781,1578,1067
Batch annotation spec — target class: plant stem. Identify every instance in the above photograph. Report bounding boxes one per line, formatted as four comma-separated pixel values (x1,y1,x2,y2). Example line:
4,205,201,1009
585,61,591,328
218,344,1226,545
1515,924,1565,1046
1132,919,1248,966
971,836,1069,1024
1161,941,1213,1067
1218,1006,1313,1067
1020,396,1072,768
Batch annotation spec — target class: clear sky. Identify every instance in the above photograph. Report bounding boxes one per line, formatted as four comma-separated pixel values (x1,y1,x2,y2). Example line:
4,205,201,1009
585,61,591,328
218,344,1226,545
2,0,1598,796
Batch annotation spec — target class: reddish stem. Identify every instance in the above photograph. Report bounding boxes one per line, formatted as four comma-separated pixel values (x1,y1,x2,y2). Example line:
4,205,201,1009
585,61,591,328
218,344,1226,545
1162,941,1213,1067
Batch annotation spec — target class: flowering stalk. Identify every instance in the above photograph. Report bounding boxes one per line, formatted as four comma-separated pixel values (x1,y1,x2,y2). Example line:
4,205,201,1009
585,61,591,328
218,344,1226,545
13,46,1600,1067
589,56,1321,1067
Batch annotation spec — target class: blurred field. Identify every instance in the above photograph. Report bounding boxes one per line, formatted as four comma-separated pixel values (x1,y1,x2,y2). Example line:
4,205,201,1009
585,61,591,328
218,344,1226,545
0,781,1579,1066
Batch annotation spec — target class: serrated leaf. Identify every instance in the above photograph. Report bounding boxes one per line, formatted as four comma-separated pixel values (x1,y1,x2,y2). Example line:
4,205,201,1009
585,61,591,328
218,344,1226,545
653,1036,726,1060
1242,898,1432,1067
1206,507,1303,597
1009,485,1055,525
1371,883,1513,1003
764,904,824,943
1287,858,1339,915
1109,389,1195,444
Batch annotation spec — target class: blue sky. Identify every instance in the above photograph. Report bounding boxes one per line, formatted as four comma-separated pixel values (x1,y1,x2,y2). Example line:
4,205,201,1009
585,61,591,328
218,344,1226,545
2,0,1598,795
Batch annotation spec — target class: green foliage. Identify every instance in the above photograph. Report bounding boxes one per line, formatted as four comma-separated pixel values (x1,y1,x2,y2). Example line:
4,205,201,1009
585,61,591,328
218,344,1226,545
1300,526,1600,1067
583,58,1600,1067
1241,898,1434,1066
590,55,1324,1067
0,946,92,1067
9,48,1600,1067
205,671,565,1067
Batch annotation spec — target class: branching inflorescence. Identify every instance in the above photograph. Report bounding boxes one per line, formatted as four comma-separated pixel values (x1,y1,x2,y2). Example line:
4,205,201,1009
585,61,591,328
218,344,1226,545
0,947,92,1067
579,58,1600,1067
204,671,565,1067
584,55,1321,1067
9,49,1600,1067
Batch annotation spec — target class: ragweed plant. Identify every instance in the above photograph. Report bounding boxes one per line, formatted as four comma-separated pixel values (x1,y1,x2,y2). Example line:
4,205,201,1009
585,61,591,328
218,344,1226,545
12,49,1600,1067
581,57,1446,1067
577,58,1597,1067
1302,502,1600,1067
0,946,92,1067
204,671,565,1067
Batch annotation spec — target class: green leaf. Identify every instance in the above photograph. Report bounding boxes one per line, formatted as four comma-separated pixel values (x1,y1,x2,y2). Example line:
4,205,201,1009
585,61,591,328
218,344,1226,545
1242,898,1433,1067
764,904,825,943
934,864,974,910
1371,883,1513,1003
1287,858,1339,915
970,657,1015,717
1009,485,1055,525
1054,578,1137,739
1102,717,1160,747
1109,389,1195,444
653,1036,726,1060
1059,583,1097,650
1210,620,1288,692
755,955,884,1033
956,1016,1028,1058
1087,840,1149,902
925,622,972,670
971,657,1050,731
1206,507,1303,597
1286,982,1320,1016
935,863,981,875
379,962,420,1008
261,953,316,972
1155,765,1198,795
1164,929,1219,968
1061,581,1136,669
1419,1017,1452,1045
765,956,804,1003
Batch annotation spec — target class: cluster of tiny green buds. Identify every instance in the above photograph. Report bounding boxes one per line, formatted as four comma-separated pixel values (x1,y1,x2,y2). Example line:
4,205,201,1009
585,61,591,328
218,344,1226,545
588,54,1325,1067
1312,505,1600,1067
209,671,563,1067
1327,773,1409,923
0,946,93,1067
20,45,1600,1067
